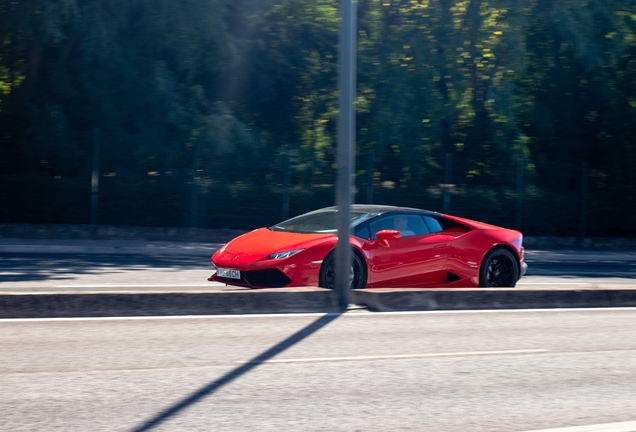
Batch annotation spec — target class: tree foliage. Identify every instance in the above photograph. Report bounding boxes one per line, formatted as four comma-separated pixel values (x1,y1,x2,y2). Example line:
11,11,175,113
1,0,636,235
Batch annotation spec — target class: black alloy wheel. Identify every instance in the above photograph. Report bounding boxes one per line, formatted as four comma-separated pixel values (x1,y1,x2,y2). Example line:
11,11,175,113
319,250,367,290
479,248,519,288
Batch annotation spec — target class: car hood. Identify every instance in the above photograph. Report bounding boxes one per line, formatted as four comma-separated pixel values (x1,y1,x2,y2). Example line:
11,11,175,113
213,227,333,266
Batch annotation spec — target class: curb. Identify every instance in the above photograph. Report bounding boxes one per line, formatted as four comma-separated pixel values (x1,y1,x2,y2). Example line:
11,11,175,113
2,223,635,250
0,288,338,318
0,245,218,256
353,288,636,312
524,250,636,262
2,244,636,261
0,223,247,244
3,288,636,318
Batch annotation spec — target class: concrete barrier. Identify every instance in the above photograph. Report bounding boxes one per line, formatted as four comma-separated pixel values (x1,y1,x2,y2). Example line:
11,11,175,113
0,223,247,243
3,287,636,318
0,244,218,256
0,288,338,318
353,288,636,312
2,223,635,250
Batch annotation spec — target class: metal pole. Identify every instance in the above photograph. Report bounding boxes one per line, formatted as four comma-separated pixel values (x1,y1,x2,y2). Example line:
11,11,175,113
190,140,199,228
282,144,290,220
366,145,374,204
91,128,100,225
580,161,589,239
336,0,356,310
515,154,524,229
443,153,452,213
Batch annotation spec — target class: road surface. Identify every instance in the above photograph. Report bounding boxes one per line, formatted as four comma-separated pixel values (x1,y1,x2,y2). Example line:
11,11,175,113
1,251,635,292
2,309,636,431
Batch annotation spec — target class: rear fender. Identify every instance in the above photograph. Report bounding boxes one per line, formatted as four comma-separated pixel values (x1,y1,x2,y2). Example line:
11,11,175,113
446,229,523,286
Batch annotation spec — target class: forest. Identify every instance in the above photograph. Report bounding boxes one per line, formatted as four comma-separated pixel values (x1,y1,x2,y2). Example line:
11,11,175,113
1,0,635,237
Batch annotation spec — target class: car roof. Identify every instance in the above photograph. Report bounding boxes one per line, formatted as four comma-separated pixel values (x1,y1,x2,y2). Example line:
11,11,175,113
324,204,442,216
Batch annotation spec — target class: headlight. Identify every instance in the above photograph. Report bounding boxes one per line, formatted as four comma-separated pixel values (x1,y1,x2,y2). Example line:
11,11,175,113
269,249,304,260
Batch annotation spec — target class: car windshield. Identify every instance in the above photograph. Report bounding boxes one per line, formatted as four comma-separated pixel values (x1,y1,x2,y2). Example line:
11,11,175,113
270,208,378,234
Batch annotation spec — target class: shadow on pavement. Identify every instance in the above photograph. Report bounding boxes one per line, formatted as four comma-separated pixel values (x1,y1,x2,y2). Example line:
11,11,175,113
130,312,342,432
526,260,636,279
0,253,209,283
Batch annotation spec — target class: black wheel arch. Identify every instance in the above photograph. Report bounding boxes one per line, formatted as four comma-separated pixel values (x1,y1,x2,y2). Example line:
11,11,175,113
482,244,522,273
319,246,368,289
479,244,521,287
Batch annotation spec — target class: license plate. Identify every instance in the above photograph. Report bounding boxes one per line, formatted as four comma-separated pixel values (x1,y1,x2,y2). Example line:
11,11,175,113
217,268,241,279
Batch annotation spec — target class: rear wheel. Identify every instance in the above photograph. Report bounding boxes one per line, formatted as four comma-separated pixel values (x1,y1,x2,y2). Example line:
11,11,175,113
479,248,519,288
319,250,367,290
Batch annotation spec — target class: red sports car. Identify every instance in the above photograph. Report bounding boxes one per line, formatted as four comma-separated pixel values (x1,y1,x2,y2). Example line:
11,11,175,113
209,205,527,289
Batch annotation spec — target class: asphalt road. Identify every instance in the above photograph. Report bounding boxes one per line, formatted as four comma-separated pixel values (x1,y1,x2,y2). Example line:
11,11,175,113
2,309,636,431
0,253,225,292
1,252,635,292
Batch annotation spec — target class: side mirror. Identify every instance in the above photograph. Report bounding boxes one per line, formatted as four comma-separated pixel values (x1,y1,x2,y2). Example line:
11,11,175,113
375,229,402,241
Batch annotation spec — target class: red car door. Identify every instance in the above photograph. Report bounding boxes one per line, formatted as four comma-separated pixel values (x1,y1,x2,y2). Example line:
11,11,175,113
362,214,451,286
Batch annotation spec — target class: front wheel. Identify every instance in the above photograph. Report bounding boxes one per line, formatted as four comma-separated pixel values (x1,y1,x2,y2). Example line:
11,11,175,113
319,251,367,290
479,248,519,288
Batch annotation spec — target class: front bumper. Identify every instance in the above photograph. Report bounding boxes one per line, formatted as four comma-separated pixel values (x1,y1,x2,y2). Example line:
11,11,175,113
209,267,293,288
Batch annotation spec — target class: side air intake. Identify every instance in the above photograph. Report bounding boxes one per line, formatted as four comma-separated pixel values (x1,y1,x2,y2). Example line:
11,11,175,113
446,272,462,283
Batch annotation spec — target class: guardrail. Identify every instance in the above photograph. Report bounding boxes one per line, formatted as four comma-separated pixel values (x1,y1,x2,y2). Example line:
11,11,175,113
1,223,635,250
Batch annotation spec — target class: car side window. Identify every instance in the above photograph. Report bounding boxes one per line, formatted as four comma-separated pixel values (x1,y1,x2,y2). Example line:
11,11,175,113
423,215,455,233
354,224,371,239
369,215,430,239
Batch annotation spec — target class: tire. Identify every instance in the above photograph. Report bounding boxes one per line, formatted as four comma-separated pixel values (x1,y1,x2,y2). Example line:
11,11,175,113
319,250,367,290
479,248,519,288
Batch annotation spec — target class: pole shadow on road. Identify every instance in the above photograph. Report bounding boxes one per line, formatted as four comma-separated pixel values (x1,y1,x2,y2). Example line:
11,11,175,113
131,312,343,432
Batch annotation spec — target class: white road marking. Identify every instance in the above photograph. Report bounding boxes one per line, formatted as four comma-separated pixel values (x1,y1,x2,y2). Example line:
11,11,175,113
519,282,593,285
521,420,636,432
53,284,219,288
2,307,636,323
1,264,214,273
237,349,550,364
